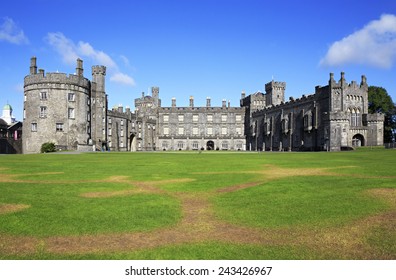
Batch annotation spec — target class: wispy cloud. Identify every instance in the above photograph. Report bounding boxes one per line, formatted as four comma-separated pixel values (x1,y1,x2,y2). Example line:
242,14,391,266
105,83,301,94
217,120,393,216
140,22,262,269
45,32,135,87
320,14,396,69
0,17,29,45
110,72,136,86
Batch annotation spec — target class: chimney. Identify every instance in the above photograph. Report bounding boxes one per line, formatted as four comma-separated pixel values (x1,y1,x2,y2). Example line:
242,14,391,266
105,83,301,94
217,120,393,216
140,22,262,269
76,58,83,76
189,96,194,107
340,72,346,84
206,97,211,107
172,97,176,107
361,75,367,86
30,57,37,75
38,69,45,75
141,92,145,98
241,91,246,99
118,104,123,113
228,100,231,108
222,99,226,108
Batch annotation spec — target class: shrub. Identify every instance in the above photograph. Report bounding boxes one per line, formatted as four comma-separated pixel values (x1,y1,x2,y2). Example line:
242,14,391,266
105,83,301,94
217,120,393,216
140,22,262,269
41,142,56,153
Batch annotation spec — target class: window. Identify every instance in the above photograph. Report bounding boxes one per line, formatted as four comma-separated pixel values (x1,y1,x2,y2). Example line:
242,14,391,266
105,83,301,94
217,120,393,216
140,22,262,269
39,106,47,118
68,108,75,119
207,127,213,135
236,114,242,122
56,123,64,132
207,115,213,122
221,127,227,135
108,118,112,124
193,114,199,122
120,141,124,148
31,123,37,132
222,142,228,150
193,127,199,135
108,128,112,136
40,92,47,100
236,127,242,135
120,129,124,137
163,115,169,122
178,115,184,122
304,112,312,131
178,127,184,135
163,127,169,135
192,142,199,150
68,93,75,101
221,114,227,122
162,142,169,149
177,141,184,150
121,120,124,126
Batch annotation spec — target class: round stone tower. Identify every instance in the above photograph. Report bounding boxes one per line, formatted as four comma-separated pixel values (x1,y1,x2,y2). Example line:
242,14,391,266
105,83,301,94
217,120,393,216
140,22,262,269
23,57,91,153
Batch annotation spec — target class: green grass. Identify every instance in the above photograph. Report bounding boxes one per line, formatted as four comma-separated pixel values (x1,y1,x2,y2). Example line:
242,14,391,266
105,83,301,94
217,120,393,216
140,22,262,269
0,149,395,259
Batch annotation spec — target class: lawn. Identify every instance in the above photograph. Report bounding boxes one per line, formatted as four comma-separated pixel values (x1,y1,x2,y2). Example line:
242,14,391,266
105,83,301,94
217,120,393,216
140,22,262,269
0,148,395,259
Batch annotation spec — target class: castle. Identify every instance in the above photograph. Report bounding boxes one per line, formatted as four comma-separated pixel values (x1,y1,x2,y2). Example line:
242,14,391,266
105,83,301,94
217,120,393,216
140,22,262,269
20,57,384,153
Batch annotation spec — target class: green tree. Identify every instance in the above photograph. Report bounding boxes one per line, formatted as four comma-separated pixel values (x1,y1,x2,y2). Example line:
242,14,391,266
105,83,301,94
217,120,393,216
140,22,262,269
368,86,396,143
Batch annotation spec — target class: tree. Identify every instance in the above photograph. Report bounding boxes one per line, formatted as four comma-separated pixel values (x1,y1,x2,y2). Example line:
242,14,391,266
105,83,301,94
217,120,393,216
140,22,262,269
368,86,396,143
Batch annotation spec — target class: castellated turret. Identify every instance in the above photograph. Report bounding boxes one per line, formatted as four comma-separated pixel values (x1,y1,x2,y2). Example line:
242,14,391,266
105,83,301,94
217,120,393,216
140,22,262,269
22,57,108,153
265,80,286,107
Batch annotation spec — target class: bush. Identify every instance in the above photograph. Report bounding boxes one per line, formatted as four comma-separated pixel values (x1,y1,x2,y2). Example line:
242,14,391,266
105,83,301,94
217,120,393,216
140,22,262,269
41,142,56,153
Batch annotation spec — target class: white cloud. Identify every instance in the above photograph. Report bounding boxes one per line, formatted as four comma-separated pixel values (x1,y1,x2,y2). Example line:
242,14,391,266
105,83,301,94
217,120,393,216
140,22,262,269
320,14,396,68
45,32,135,87
110,72,136,86
0,17,29,45
46,32,79,64
77,41,117,69
120,55,130,67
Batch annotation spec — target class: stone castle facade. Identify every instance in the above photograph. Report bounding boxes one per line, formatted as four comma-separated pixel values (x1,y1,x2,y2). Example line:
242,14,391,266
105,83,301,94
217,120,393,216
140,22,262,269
22,57,384,153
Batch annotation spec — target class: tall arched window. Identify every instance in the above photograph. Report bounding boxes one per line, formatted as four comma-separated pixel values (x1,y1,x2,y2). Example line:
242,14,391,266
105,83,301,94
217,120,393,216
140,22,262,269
356,108,361,126
351,108,357,126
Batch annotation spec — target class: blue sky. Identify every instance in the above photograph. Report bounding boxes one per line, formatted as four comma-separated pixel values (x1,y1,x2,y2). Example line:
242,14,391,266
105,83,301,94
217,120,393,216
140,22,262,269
1,0,395,120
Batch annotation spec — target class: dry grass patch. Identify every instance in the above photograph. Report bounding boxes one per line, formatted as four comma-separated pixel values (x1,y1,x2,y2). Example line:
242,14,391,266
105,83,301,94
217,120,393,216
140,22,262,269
0,204,30,215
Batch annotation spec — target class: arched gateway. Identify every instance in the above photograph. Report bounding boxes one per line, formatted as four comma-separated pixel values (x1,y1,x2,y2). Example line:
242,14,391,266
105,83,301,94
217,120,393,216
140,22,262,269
206,140,214,150
352,134,365,147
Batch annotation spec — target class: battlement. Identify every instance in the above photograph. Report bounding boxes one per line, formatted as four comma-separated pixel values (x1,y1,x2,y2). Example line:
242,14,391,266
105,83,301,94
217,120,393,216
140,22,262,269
329,72,367,89
265,81,286,91
24,72,90,88
92,65,106,75
25,57,91,89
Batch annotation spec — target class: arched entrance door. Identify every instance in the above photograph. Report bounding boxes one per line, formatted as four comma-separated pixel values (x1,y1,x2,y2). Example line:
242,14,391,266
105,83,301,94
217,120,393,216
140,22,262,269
129,133,136,151
206,140,214,150
352,134,365,147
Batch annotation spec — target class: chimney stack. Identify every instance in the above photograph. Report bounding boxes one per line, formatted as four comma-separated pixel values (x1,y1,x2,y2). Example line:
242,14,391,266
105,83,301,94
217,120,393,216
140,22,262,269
206,97,211,107
189,96,194,107
172,97,176,107
76,58,83,76
30,57,37,75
